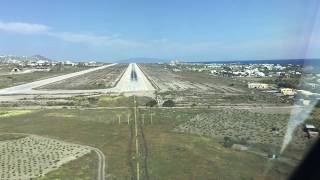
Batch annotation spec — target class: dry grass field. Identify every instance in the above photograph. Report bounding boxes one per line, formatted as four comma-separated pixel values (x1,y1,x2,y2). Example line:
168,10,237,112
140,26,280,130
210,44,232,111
0,106,305,179
140,64,291,106
175,108,312,160
0,65,92,89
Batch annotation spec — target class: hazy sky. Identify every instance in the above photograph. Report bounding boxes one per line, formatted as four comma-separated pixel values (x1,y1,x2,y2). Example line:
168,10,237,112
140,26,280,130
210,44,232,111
0,0,319,61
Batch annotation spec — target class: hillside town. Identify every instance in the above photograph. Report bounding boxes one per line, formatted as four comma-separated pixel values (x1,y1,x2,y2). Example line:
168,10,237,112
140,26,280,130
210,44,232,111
0,55,102,75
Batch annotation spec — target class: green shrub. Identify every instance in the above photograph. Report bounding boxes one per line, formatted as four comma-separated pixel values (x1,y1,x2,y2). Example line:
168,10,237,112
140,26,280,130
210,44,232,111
162,100,175,107
146,99,158,107
223,136,234,148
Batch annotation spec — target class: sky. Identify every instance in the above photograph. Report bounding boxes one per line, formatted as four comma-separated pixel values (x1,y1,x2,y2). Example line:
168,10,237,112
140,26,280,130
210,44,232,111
0,0,319,62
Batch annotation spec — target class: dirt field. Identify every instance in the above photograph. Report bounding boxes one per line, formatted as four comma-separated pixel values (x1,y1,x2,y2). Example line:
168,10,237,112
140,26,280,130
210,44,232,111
140,64,217,91
37,64,127,90
0,135,90,179
0,64,16,75
0,65,92,89
140,64,291,106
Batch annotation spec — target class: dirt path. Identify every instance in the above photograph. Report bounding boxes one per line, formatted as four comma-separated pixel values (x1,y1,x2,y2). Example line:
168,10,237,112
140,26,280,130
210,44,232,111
128,117,136,180
91,147,106,180
134,96,140,180
138,108,150,180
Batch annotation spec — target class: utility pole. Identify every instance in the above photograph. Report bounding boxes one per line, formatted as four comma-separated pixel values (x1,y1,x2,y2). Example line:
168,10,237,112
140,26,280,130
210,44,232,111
142,114,145,125
149,107,153,124
150,113,153,124
127,113,130,125
118,115,121,124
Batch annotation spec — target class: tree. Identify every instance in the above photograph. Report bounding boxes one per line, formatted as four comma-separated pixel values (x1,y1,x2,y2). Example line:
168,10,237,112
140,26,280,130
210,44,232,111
162,100,175,107
223,136,234,148
146,99,158,107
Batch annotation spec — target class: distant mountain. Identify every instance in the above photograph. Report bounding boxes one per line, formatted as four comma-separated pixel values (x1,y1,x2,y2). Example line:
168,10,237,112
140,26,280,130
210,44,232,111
31,55,52,61
118,57,167,63
0,54,52,63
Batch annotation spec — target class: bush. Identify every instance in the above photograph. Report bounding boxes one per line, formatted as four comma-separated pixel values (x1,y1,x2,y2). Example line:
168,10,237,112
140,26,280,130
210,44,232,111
222,136,248,148
223,136,234,148
88,97,98,104
162,100,175,107
277,78,299,89
146,99,158,107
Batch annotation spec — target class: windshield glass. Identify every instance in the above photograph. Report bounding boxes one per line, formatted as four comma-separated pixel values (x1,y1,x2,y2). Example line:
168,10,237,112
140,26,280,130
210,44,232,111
0,1,319,180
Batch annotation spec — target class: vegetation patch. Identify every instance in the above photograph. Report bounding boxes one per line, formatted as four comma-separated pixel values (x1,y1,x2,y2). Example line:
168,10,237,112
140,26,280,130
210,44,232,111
175,109,308,151
97,95,130,107
0,110,34,118
45,112,76,118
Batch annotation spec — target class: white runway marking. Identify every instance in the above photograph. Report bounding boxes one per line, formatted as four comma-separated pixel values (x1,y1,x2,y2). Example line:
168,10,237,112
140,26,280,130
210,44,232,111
114,63,155,92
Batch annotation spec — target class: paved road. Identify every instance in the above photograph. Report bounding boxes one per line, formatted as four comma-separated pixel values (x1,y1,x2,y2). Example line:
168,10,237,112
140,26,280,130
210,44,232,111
0,63,155,95
0,133,106,180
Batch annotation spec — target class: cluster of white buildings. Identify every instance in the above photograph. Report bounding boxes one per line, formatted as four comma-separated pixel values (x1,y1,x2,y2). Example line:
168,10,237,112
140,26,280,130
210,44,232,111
171,62,320,99
0,55,103,75
167,62,304,79
172,63,302,78
3,58,99,69
212,63,302,78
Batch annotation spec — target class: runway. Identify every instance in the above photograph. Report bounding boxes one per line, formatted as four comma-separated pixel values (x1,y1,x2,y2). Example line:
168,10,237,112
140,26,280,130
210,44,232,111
114,63,155,92
0,63,155,95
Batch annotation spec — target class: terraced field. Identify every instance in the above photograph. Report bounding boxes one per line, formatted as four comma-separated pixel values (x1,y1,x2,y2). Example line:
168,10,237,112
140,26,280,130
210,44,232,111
0,135,90,179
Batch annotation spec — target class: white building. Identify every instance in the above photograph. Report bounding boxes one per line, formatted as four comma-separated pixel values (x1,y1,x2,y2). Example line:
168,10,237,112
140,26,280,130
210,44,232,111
248,83,270,89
